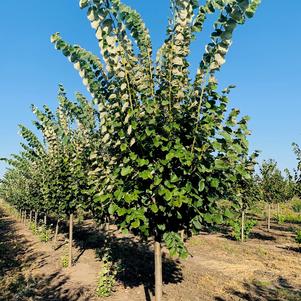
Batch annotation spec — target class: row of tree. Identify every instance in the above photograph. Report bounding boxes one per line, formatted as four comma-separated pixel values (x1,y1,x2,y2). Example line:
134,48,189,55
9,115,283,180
0,1,285,300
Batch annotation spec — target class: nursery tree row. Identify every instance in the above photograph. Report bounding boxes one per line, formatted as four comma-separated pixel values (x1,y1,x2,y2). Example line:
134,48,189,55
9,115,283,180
0,1,265,300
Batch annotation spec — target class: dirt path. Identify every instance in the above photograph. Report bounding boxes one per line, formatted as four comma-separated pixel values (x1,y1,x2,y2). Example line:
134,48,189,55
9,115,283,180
1,205,301,301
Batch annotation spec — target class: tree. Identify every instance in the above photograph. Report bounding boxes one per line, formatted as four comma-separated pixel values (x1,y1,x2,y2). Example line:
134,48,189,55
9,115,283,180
259,160,286,231
230,154,260,242
292,143,301,199
32,87,99,266
1,87,101,267
52,0,260,299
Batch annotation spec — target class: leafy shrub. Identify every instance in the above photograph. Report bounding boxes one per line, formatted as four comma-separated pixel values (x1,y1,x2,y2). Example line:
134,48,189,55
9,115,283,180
37,225,51,242
281,213,301,223
28,222,38,235
295,229,301,244
292,199,301,213
229,219,257,241
277,214,286,225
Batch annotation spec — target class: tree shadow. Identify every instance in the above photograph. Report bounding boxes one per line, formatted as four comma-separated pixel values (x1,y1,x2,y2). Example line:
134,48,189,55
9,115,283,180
277,245,301,254
0,207,92,301
215,276,301,301
72,222,183,300
249,231,276,241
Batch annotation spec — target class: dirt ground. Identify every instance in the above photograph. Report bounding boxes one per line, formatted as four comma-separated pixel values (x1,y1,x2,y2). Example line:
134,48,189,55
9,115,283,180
1,206,301,301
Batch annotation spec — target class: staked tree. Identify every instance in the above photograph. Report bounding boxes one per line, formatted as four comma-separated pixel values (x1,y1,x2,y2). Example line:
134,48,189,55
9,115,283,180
230,153,259,242
51,0,260,299
259,160,286,231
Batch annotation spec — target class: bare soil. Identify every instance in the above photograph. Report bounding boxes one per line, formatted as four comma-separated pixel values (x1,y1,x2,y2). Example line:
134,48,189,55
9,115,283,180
1,206,301,301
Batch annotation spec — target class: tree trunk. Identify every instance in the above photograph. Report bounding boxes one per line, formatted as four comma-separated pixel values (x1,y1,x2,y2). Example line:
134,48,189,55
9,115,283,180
68,214,73,268
277,203,280,220
29,211,32,223
54,220,59,245
34,211,38,228
154,241,163,301
44,214,47,225
105,216,110,231
267,204,271,232
241,210,245,242
180,230,185,242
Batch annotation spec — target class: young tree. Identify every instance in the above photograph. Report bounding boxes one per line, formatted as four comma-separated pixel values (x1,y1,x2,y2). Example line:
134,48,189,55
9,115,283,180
259,160,286,231
52,0,260,299
1,87,100,266
292,143,301,199
32,88,95,267
231,155,260,242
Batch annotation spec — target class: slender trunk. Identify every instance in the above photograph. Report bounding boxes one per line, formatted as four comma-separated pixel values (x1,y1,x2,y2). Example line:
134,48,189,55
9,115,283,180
180,230,185,242
277,203,280,220
54,220,59,245
241,210,245,242
29,211,32,223
44,214,47,226
19,209,22,221
267,204,271,232
68,214,73,268
34,211,38,228
24,210,26,223
154,241,163,301
105,216,110,231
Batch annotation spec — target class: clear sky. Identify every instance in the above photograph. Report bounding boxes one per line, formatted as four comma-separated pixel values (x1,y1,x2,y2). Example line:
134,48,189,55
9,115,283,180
0,1,300,176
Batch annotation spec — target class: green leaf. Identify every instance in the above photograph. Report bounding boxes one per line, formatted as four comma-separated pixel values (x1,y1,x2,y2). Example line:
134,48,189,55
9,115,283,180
198,180,205,192
210,178,219,188
193,218,202,230
131,220,140,228
108,203,116,215
121,166,133,176
150,203,159,213
164,189,172,201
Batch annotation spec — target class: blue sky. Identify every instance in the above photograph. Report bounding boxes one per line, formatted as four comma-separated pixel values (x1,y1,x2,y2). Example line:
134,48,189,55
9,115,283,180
0,1,300,176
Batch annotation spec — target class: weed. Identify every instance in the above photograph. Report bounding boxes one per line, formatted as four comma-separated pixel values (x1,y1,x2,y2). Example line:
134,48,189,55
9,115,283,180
37,225,51,242
229,219,257,241
96,241,121,297
254,279,272,287
60,254,69,268
277,214,286,225
28,222,38,235
295,229,301,244
292,199,301,213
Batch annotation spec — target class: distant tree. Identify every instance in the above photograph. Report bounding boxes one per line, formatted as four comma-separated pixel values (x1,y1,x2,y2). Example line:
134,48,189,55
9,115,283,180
292,143,301,198
228,149,260,242
259,160,285,231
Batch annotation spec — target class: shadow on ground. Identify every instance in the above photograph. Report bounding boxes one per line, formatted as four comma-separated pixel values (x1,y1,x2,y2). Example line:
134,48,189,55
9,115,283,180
215,276,301,301
249,230,276,241
73,221,183,301
0,207,91,301
277,245,301,254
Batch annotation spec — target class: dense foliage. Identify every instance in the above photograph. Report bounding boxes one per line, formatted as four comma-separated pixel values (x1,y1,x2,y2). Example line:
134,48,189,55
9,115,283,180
0,1,261,299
